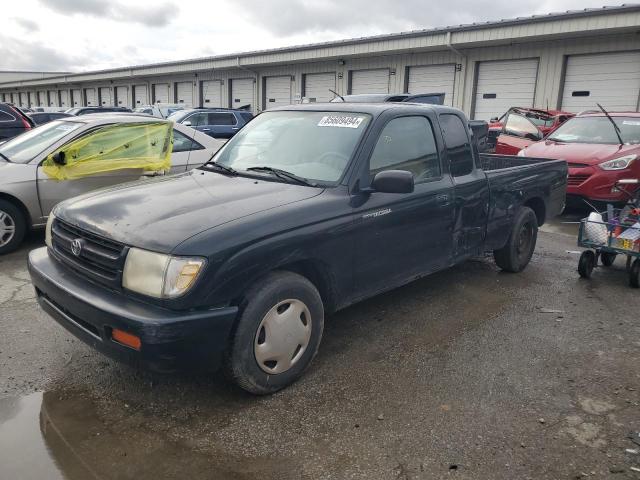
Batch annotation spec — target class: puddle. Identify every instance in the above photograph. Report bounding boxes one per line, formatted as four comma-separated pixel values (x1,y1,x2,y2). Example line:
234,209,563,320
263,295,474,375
0,391,297,480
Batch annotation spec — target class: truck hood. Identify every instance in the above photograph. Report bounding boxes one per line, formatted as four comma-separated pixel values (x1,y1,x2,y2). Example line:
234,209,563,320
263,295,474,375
522,141,638,165
55,170,323,252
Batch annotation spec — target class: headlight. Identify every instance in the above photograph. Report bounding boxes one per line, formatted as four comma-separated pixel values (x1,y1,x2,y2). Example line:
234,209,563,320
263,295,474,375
600,154,636,170
122,247,205,299
45,213,55,248
517,149,526,157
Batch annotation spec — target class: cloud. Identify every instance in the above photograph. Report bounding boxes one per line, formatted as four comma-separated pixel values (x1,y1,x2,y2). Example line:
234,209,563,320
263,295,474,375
40,0,175,27
231,0,615,36
15,18,39,32
0,34,94,71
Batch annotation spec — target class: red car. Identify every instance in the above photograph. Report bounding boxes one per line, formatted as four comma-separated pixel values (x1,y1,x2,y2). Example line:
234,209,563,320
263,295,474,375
490,107,574,154
518,112,640,206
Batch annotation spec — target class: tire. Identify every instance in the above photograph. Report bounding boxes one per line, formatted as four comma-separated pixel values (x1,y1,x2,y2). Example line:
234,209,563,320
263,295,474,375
629,259,640,288
493,206,538,273
0,199,27,255
600,252,616,267
224,271,324,395
578,250,595,279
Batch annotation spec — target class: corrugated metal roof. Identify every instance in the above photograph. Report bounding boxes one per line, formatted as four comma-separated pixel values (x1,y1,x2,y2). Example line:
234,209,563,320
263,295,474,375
1,4,638,86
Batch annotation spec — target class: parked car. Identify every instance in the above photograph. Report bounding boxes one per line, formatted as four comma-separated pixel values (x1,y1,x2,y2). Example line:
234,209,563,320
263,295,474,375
168,108,254,138
133,104,185,118
490,107,574,153
0,114,224,253
28,103,567,394
65,106,132,116
0,102,35,141
517,112,640,207
330,93,446,105
28,112,73,125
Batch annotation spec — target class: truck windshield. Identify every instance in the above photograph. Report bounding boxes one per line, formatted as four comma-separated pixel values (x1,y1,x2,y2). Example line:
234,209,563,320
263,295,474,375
0,120,83,164
212,111,372,184
547,116,640,145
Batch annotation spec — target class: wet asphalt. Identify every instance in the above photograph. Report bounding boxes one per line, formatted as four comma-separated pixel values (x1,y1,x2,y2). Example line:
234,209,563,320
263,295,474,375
1,211,639,480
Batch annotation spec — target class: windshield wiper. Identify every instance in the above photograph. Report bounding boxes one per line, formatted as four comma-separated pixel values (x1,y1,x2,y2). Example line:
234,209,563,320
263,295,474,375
0,152,11,163
597,103,624,146
201,161,237,176
246,166,316,187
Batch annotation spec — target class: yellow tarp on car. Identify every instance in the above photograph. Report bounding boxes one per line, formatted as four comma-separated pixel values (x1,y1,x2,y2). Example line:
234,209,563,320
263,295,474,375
42,122,173,180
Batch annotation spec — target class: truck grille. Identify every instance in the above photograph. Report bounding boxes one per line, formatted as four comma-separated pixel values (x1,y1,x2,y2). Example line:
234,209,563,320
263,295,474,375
51,219,128,288
567,174,591,186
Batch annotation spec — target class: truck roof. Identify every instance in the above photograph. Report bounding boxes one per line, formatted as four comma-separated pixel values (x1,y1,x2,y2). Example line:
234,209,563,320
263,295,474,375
270,102,462,116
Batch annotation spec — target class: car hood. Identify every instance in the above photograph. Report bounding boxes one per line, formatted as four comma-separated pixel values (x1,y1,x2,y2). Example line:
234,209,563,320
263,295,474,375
523,141,639,165
55,170,323,253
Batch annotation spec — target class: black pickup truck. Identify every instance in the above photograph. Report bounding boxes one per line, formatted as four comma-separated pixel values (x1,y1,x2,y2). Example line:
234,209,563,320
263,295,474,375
29,103,567,394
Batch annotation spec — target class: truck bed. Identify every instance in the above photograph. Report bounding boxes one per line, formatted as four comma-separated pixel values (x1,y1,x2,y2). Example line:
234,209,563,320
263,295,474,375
480,154,568,251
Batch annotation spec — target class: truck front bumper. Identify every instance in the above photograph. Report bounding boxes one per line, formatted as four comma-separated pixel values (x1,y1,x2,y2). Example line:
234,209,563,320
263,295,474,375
28,247,238,373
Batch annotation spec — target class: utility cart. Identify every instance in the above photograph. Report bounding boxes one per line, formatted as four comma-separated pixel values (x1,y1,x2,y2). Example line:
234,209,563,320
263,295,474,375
577,179,640,287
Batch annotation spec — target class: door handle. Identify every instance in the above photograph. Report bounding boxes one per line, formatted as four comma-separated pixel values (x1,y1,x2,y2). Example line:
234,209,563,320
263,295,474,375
202,128,211,131
232,127,240,131
142,170,164,177
436,193,450,206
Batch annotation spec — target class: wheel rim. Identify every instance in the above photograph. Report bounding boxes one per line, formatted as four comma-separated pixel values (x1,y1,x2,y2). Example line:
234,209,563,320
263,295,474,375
516,221,533,260
254,299,312,375
0,210,16,248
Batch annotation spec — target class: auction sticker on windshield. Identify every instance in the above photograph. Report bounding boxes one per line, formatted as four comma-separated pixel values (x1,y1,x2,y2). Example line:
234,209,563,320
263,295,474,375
318,115,365,128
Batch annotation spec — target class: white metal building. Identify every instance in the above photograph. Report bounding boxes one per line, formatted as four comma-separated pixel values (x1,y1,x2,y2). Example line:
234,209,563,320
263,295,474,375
1,5,639,120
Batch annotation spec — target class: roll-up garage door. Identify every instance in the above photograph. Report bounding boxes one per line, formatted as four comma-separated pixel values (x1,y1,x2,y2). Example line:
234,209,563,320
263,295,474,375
153,83,170,104
201,80,222,107
99,87,112,106
264,76,292,109
59,90,69,108
350,69,390,95
47,90,59,107
407,64,456,106
133,85,148,106
303,72,335,103
230,78,254,111
176,82,193,107
115,86,129,107
71,89,82,106
19,92,28,107
561,52,640,113
38,91,47,107
473,59,539,121
84,88,97,106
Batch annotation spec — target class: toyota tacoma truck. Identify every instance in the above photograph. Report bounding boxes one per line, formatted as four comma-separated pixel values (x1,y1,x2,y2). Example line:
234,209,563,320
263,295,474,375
28,103,567,394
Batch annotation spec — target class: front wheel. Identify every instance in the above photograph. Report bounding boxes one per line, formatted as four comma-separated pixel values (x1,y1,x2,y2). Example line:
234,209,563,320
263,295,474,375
578,250,595,278
0,200,27,255
224,271,324,395
493,206,538,273
629,259,640,288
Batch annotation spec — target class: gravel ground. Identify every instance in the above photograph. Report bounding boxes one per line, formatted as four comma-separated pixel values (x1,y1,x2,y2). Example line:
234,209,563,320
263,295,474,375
1,216,639,480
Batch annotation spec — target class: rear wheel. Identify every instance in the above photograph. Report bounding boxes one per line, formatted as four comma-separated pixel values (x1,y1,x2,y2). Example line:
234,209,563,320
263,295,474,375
0,200,27,255
493,207,538,273
224,271,324,395
629,259,640,288
600,252,616,267
578,250,595,279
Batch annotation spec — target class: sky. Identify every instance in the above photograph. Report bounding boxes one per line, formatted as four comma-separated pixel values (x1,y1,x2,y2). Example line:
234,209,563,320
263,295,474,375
1,0,624,73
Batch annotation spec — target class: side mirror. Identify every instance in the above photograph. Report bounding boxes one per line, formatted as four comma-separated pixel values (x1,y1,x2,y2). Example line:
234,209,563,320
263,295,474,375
182,120,192,127
490,116,499,122
51,151,66,165
369,170,414,194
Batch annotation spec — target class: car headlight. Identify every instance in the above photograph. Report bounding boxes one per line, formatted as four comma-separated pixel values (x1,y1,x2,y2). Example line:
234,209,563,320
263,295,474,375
122,247,205,299
517,149,526,157
45,213,55,248
600,154,636,170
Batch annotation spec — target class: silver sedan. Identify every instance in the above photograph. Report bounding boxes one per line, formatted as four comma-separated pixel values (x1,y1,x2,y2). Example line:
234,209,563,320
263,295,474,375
0,114,224,253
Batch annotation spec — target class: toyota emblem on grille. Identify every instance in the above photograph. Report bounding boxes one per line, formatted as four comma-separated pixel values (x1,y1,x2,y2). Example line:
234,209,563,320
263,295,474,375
71,238,83,257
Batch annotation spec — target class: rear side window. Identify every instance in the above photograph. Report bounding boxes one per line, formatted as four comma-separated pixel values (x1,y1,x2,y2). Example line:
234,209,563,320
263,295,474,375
0,110,16,123
369,116,440,182
172,129,204,153
208,112,236,125
185,112,208,127
439,114,473,177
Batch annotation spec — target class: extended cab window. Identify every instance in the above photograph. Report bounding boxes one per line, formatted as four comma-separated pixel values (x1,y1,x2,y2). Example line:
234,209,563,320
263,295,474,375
173,129,204,152
369,116,440,182
504,113,540,138
439,114,473,177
